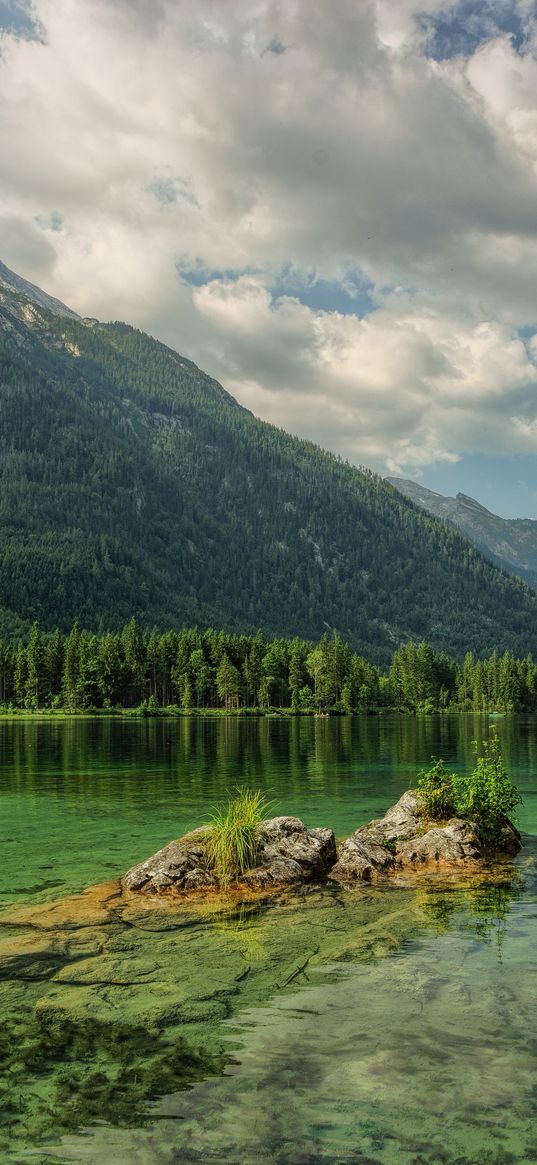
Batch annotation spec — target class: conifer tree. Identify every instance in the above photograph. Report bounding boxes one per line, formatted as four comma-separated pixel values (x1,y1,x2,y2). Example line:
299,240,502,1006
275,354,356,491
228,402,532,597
216,652,240,711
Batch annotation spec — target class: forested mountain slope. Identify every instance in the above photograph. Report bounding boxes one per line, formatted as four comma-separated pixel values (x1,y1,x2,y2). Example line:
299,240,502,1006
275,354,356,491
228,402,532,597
1,260,537,662
388,477,537,589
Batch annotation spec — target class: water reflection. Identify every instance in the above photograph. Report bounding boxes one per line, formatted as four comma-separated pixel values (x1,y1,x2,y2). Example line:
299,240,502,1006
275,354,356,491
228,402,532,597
2,712,537,909
2,711,537,811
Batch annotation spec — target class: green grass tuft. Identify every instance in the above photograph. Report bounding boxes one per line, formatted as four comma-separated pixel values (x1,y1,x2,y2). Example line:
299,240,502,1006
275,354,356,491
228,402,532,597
205,788,271,887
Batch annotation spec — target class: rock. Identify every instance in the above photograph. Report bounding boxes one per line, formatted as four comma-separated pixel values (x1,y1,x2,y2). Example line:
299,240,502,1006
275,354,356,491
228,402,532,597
359,789,422,843
330,791,420,883
0,881,123,931
122,817,336,894
53,955,160,986
122,828,217,893
0,933,70,981
242,818,336,889
396,819,481,866
0,927,107,981
328,835,396,883
331,790,521,884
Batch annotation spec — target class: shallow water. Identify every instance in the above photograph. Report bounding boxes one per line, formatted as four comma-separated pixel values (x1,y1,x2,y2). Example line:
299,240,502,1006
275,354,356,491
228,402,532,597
48,873,537,1165
1,714,537,1163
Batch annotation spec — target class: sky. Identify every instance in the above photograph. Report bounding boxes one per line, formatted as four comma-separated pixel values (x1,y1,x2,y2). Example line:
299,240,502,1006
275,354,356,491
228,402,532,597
1,1,537,516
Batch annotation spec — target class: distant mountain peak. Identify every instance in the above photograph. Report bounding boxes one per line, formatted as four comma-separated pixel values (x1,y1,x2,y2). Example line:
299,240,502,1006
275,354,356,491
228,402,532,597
454,492,494,517
0,260,78,320
388,476,537,588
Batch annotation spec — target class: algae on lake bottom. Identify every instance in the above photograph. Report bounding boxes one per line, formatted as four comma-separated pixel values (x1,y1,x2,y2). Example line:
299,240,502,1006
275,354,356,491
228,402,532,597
0,863,531,1164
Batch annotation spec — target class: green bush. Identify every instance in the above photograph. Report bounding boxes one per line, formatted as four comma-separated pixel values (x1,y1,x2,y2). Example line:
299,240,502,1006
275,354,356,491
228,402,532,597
417,730,521,849
457,730,521,848
206,788,270,887
417,758,458,820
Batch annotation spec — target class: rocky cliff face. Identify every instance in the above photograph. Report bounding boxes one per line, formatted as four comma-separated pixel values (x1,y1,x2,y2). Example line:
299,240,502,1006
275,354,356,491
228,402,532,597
0,259,78,320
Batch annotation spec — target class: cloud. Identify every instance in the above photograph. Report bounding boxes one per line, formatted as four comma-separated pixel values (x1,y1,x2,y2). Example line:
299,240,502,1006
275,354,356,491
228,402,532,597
2,0,537,473
0,213,56,276
192,274,537,470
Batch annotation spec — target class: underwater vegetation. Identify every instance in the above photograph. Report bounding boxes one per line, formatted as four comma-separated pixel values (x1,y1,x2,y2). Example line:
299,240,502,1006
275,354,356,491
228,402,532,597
0,1006,224,1152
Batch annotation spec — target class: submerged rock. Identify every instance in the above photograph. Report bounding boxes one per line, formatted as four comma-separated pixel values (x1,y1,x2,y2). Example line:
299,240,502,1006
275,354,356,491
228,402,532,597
122,817,337,894
330,790,521,884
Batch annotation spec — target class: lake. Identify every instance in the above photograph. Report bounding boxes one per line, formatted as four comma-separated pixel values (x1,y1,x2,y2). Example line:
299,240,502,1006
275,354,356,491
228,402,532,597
1,714,537,1163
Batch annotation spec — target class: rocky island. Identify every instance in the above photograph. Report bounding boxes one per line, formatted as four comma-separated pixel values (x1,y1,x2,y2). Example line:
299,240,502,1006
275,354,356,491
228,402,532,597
329,789,520,883
122,789,521,897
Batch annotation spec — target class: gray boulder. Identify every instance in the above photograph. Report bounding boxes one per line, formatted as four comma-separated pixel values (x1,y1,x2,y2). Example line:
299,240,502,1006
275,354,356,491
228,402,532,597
242,817,336,889
330,790,521,884
122,827,217,893
395,819,481,866
122,817,336,894
328,834,396,882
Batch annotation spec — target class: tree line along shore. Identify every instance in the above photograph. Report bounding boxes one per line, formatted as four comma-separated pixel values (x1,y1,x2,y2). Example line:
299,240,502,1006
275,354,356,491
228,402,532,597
1,619,536,715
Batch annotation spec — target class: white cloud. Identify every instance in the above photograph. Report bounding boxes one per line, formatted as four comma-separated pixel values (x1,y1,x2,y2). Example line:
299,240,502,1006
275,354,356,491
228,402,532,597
191,275,537,468
2,1,537,473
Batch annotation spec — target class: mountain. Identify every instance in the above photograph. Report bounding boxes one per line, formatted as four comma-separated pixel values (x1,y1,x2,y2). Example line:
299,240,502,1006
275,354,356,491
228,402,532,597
0,259,79,320
388,478,537,590
2,260,537,662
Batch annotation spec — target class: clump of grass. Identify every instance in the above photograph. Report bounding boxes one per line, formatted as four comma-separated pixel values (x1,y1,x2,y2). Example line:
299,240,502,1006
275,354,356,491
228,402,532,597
206,788,270,887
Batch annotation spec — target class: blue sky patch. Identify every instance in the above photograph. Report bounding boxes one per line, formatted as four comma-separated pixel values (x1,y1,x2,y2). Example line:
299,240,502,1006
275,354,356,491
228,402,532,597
0,1,44,41
35,210,64,233
150,177,179,206
177,263,250,287
269,270,376,317
410,452,537,519
262,35,287,56
178,262,376,318
420,0,530,60
149,176,199,208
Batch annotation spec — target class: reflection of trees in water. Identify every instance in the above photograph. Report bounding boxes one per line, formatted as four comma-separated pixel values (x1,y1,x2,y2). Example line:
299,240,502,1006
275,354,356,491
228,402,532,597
418,876,520,960
1,713,535,818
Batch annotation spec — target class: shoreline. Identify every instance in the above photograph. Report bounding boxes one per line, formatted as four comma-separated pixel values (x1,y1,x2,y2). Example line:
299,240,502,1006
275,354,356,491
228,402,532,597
0,707,512,720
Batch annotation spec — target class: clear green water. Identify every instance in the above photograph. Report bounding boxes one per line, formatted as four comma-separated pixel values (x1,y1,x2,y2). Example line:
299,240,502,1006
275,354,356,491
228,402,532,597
1,714,537,1163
